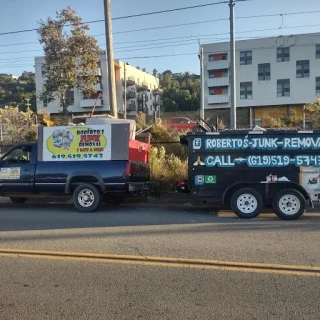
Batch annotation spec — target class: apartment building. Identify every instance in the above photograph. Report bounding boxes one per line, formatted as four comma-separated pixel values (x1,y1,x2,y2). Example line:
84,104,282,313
202,32,320,126
35,53,162,117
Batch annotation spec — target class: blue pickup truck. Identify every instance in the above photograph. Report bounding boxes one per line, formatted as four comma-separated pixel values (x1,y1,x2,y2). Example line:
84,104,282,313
0,121,150,212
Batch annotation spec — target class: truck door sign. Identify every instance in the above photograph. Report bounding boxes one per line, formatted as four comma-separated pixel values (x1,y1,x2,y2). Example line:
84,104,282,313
203,137,320,151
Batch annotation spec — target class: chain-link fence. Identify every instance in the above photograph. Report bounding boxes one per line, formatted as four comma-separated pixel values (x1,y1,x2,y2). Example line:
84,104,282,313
151,141,188,160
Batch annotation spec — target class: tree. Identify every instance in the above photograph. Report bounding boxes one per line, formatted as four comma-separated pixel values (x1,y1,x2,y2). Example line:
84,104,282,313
142,68,147,72
37,6,100,121
136,66,141,70
157,70,200,112
153,69,158,77
183,72,191,86
0,106,37,144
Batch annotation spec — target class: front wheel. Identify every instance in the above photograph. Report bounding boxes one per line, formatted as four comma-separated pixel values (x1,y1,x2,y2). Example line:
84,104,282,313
73,184,101,213
231,188,263,219
10,197,28,204
273,189,306,220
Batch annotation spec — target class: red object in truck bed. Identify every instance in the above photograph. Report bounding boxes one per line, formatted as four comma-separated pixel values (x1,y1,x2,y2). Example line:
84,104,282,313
129,138,150,163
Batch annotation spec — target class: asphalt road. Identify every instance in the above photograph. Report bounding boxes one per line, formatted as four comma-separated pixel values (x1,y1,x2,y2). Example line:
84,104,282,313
0,200,319,319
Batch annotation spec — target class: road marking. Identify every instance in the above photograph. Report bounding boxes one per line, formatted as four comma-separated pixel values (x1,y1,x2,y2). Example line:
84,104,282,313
0,248,319,277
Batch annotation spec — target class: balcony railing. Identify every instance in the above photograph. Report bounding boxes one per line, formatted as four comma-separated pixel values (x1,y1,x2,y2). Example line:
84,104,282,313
126,91,136,99
207,94,229,104
127,103,136,112
126,76,135,86
153,88,163,95
207,77,229,87
80,99,102,108
95,83,102,92
207,60,229,71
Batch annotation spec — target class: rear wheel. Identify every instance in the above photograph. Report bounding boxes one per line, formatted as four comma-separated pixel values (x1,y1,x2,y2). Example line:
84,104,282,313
273,189,306,220
231,188,263,219
73,184,101,213
10,197,28,204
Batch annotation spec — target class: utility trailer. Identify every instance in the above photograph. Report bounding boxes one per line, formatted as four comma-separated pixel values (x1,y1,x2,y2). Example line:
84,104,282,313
180,126,320,220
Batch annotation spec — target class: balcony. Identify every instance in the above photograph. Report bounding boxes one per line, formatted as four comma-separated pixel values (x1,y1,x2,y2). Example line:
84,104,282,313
137,82,148,91
95,83,102,92
126,76,135,86
207,77,229,87
127,102,136,112
80,99,102,108
207,60,229,71
153,88,163,95
208,94,229,104
126,91,136,99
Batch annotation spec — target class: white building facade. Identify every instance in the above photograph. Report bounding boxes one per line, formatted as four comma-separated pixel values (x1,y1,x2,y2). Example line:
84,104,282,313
202,32,320,126
35,54,162,117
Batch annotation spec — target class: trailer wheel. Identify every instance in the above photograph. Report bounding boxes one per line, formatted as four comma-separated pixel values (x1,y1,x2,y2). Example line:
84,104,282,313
10,197,28,204
231,188,263,219
73,184,101,213
273,189,306,220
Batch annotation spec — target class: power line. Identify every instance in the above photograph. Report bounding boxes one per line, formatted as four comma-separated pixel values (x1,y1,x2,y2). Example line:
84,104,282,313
0,1,241,37
1,9,319,48
2,23,320,57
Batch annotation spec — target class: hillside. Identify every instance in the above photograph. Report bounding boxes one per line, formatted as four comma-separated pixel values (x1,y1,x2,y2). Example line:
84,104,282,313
0,72,36,112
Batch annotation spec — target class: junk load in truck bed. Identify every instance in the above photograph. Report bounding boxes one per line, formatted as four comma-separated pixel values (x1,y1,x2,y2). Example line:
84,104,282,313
38,118,149,163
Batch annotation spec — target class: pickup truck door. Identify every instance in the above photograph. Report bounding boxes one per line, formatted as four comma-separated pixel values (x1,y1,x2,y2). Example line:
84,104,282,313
0,145,35,193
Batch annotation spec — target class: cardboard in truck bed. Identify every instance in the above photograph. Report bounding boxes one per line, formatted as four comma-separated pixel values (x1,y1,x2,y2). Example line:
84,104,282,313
38,123,130,161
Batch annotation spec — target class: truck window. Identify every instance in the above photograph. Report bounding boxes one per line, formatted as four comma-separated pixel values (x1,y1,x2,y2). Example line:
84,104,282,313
2,146,33,164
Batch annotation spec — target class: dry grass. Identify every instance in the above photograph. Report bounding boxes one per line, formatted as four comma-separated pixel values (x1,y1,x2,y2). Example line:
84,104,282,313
150,146,188,190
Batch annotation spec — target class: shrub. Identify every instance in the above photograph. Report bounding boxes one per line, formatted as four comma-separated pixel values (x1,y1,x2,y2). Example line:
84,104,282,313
149,146,187,190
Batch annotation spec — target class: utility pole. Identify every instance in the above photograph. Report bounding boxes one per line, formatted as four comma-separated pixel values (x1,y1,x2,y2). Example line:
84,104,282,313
104,0,118,118
199,44,205,120
124,63,127,119
229,0,237,129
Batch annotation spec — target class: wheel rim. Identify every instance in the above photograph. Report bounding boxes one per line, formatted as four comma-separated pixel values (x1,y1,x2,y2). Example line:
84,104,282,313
278,195,300,215
78,189,95,208
237,194,258,214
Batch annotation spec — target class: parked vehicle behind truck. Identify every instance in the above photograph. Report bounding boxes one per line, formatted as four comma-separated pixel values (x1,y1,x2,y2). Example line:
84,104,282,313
0,118,150,212
181,127,320,220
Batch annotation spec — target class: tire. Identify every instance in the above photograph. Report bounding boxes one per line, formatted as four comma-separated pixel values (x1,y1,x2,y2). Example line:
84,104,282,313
273,189,306,220
73,184,101,213
231,188,263,219
10,197,28,204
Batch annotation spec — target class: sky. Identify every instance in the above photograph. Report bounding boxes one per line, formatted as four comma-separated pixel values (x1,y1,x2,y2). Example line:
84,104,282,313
0,0,320,76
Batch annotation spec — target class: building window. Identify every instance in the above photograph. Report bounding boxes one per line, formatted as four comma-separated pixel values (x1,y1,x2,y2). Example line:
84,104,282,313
41,65,46,76
258,63,271,81
209,88,215,95
240,51,252,65
43,99,48,107
277,47,290,62
222,88,228,94
296,60,310,78
209,71,215,78
316,45,320,59
316,77,320,94
208,53,227,61
277,79,290,97
240,82,252,99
